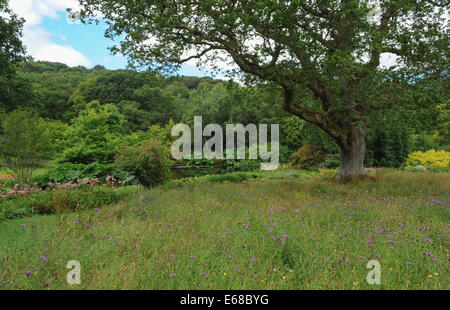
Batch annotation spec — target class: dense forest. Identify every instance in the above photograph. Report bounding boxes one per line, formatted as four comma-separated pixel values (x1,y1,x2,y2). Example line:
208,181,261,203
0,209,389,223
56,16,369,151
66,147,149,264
1,60,448,173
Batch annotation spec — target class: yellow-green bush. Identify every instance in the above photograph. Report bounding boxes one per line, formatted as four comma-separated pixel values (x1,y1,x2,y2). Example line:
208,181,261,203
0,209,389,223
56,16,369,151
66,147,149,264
289,144,326,170
405,150,450,167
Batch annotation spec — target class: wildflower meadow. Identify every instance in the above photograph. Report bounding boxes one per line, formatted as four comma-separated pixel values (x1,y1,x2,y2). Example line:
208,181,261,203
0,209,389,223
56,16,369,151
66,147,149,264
1,170,448,290
0,0,449,295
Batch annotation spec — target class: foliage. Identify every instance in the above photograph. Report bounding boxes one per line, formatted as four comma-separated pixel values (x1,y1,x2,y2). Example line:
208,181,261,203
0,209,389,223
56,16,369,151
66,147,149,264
131,85,177,126
45,120,69,157
176,142,287,178
163,169,314,189
0,0,28,76
77,0,448,180
114,140,172,188
409,133,438,153
365,121,410,168
0,185,143,220
279,116,304,152
0,73,37,113
66,76,98,119
179,158,261,177
279,117,337,154
0,58,445,183
405,150,450,168
60,101,126,164
27,186,119,215
145,121,176,147
33,162,137,187
207,172,258,184
117,85,178,132
0,109,51,185
164,80,190,98
278,145,294,165
320,154,341,169
83,70,164,105
432,101,450,148
289,144,326,170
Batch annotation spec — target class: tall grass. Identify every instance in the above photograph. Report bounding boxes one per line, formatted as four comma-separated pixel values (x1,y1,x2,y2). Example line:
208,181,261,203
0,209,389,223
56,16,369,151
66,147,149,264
0,171,448,290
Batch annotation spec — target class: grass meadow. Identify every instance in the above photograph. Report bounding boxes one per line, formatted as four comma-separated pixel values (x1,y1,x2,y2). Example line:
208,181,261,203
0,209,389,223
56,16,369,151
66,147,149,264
0,170,448,290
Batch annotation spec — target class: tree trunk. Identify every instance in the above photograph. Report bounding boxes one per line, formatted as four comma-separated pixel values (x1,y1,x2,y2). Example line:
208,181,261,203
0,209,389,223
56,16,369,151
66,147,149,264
336,124,367,182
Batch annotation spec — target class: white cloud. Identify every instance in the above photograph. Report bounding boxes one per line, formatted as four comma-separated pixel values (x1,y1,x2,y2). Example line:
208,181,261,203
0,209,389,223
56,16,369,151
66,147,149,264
34,43,91,67
8,0,90,67
9,0,80,27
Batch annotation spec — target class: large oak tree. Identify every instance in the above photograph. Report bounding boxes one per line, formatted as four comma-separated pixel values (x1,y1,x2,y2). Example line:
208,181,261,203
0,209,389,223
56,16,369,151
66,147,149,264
77,0,448,181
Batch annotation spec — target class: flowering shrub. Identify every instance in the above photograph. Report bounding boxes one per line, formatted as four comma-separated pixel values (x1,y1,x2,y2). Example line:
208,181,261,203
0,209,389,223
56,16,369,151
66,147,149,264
33,162,137,187
0,175,133,199
405,150,450,168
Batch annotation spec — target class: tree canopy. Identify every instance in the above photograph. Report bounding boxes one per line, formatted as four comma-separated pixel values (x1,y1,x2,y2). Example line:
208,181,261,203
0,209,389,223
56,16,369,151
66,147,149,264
0,0,28,75
0,0,32,113
77,0,449,181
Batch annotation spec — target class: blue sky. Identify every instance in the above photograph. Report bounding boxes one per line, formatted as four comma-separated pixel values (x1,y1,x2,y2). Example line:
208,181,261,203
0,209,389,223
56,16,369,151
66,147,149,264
8,0,211,76
41,12,129,70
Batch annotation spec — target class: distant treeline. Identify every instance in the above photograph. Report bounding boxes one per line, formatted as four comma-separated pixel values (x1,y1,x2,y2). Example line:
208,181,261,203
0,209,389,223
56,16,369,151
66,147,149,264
0,61,448,168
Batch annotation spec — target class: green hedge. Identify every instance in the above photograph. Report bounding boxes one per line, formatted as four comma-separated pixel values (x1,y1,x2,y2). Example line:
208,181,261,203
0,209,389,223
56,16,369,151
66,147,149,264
0,185,143,221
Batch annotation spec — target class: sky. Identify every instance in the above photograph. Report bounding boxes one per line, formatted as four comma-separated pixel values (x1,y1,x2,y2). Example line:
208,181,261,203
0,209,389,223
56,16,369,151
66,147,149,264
7,0,211,76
